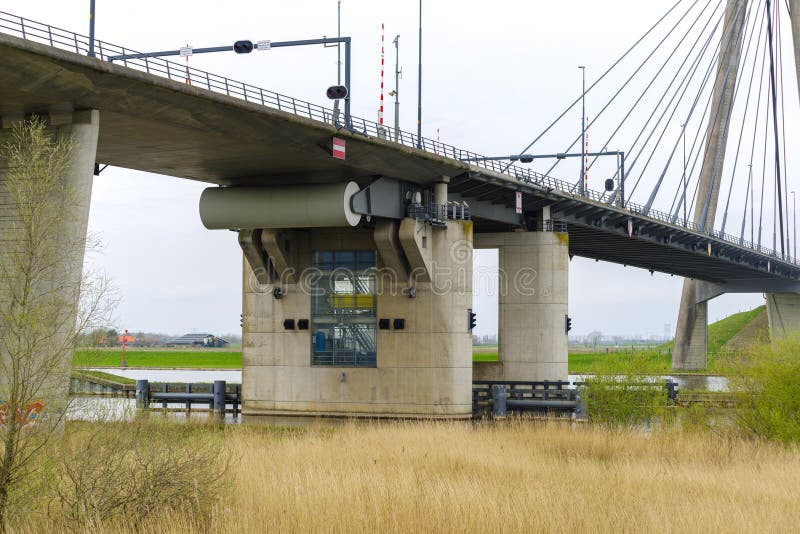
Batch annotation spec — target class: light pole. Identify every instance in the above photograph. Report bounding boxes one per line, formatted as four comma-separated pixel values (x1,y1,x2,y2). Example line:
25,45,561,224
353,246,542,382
578,66,586,195
337,1,342,85
391,35,401,141
417,0,422,148
680,123,687,225
793,190,797,260
88,0,96,57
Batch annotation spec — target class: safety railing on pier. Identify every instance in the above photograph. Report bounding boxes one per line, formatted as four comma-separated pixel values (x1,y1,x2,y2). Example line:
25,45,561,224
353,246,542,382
0,10,795,266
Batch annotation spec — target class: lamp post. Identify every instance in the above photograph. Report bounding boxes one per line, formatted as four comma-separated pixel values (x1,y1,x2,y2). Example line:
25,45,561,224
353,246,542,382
392,35,400,141
680,123,687,226
578,66,586,195
417,0,422,148
88,0,96,57
792,190,797,260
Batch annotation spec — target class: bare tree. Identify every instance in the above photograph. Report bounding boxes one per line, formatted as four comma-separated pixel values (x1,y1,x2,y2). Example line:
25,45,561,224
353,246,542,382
0,119,115,526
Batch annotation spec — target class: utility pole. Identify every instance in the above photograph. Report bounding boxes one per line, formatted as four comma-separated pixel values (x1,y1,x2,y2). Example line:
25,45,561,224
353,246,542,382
392,35,401,141
578,66,586,195
417,0,422,148
337,1,342,84
88,0,96,58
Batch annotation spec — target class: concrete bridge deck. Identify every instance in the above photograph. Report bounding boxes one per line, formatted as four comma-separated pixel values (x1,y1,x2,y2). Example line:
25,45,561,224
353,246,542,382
0,29,797,290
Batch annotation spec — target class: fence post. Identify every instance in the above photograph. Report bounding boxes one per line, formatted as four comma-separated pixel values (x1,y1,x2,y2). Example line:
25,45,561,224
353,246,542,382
491,384,507,418
135,379,150,410
213,380,226,414
665,379,677,402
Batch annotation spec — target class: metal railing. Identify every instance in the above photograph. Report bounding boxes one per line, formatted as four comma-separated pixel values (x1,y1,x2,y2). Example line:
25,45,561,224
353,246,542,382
0,10,796,267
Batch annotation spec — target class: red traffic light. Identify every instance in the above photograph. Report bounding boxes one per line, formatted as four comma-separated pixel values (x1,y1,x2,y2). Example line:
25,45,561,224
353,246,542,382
326,85,349,99
233,40,254,54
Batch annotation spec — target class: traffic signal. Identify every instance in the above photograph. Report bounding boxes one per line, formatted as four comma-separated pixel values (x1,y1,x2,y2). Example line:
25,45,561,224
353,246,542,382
239,313,243,328
468,309,477,331
326,85,349,99
518,154,534,163
233,40,254,54
605,178,615,191
565,315,572,333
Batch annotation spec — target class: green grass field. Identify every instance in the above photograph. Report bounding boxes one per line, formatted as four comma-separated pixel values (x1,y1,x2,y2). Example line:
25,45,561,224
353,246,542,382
473,306,766,374
74,307,763,373
72,369,136,385
73,349,242,369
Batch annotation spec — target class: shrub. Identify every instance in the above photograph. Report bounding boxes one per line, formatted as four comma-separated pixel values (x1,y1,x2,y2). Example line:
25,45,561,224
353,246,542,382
728,335,800,444
580,351,672,427
50,418,229,530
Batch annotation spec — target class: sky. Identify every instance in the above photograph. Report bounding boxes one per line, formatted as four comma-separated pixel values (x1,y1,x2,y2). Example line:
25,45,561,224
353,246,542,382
2,0,782,337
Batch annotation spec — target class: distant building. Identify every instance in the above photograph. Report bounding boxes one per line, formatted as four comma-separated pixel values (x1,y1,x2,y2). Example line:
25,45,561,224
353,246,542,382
166,333,230,348
117,334,136,345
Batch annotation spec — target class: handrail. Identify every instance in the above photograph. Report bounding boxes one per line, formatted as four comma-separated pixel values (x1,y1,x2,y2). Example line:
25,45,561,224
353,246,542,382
0,10,796,267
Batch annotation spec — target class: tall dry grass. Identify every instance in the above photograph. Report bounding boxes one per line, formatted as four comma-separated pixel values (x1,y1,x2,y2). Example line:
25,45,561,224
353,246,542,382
22,420,794,533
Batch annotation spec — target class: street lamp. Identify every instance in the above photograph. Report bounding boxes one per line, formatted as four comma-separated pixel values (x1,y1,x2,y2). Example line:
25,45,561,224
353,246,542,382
680,123,687,225
792,190,797,260
391,35,401,141
578,66,586,195
417,0,423,148
88,0,96,58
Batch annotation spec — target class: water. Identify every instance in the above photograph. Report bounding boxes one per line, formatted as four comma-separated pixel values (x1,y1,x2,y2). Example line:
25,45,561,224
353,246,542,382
86,368,242,383
69,369,730,423
70,368,242,423
569,374,729,392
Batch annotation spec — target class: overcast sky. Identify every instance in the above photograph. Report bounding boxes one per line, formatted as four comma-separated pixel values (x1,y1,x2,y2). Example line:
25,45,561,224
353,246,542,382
4,0,779,337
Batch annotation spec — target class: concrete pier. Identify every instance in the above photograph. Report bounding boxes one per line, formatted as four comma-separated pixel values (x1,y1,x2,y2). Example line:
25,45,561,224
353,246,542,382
473,230,569,382
766,293,800,340
241,220,474,418
0,110,99,409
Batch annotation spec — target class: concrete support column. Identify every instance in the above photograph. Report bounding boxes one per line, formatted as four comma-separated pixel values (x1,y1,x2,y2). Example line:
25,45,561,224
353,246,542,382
672,284,709,370
0,110,99,407
434,178,448,208
474,231,569,382
766,293,800,339
242,220,474,419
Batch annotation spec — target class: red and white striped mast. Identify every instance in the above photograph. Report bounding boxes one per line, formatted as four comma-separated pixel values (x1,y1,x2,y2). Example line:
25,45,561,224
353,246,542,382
378,23,385,129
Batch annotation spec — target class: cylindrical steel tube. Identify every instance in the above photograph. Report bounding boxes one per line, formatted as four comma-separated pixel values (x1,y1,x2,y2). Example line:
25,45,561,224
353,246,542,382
199,182,362,229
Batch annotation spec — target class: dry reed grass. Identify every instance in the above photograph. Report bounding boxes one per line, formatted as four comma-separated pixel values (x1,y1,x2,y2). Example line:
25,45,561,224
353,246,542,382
12,420,800,533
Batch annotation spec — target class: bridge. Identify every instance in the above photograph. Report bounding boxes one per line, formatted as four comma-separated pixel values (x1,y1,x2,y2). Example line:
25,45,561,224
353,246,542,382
0,1,798,418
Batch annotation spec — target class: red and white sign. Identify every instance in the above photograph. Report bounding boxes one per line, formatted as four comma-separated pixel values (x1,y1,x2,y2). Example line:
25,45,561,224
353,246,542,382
515,191,522,214
332,137,346,160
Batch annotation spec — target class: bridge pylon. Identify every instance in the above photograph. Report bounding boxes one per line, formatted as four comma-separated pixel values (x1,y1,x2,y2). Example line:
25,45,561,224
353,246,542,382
673,0,748,370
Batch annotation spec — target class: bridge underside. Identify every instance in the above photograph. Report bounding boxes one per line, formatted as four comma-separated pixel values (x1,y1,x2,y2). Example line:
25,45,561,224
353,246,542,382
0,32,797,288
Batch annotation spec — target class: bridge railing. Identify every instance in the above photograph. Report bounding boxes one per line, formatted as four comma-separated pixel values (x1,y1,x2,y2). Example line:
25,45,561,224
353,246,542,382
1,10,796,267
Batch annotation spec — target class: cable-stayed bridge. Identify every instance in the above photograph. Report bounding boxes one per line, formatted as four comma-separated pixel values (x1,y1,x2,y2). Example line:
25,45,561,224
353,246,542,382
0,1,796,417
